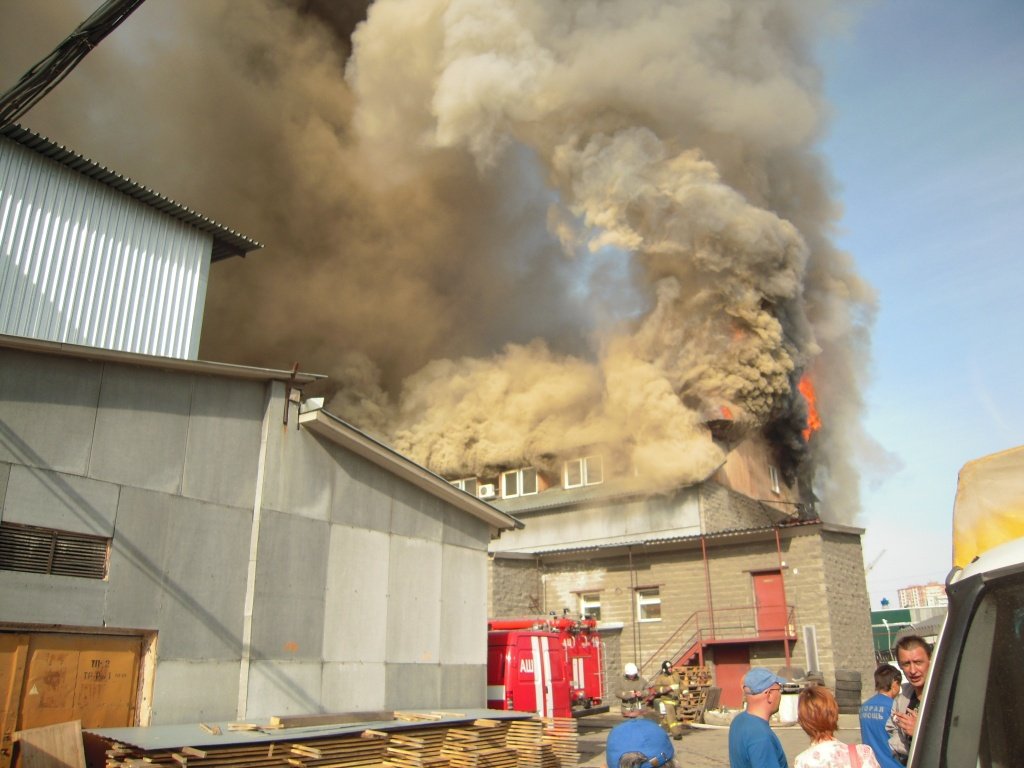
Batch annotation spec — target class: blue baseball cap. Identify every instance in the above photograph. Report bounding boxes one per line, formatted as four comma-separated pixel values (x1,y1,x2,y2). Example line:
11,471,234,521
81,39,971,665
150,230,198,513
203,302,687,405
605,718,674,768
743,667,787,694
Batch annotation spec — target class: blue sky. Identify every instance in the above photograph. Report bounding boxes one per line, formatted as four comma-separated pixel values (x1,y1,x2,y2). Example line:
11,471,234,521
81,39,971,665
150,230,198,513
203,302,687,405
819,0,1024,606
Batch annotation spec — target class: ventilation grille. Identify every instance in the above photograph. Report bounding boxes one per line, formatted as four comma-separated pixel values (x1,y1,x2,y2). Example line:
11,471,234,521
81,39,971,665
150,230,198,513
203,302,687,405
0,522,109,579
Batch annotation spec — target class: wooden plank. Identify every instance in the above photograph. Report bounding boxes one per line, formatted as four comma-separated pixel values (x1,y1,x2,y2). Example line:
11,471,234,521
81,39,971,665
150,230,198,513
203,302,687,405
13,720,86,768
271,711,394,728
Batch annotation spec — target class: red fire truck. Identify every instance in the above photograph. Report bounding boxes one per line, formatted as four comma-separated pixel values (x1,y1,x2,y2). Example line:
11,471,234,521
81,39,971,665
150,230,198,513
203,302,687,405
486,616,605,718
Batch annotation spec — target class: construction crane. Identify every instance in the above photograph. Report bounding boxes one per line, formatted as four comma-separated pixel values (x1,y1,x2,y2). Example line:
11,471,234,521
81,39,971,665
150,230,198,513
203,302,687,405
0,0,147,129
866,548,886,573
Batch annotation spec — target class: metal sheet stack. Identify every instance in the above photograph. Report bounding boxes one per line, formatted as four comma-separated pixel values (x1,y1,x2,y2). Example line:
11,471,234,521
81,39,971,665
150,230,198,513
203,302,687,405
87,714,578,768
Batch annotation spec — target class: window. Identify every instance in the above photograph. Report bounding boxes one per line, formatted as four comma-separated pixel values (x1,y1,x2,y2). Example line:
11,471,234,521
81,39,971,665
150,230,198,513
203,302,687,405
769,465,781,494
580,592,602,621
451,477,478,496
636,587,661,622
0,522,109,580
501,467,538,498
564,455,604,489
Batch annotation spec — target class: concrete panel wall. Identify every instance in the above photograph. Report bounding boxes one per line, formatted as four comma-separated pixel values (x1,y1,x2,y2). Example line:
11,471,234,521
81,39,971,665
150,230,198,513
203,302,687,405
250,510,329,662
322,662,386,711
441,665,486,708
323,526,390,663
0,462,8,507
0,570,108,626
2,464,118,536
387,537,442,664
245,660,324,719
0,351,101,473
105,486,251,661
90,365,192,493
182,375,265,509
1,348,497,724
385,663,441,709
151,660,241,723
441,544,488,666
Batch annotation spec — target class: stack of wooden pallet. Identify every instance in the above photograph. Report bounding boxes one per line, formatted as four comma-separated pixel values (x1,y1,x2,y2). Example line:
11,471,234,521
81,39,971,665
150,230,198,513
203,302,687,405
676,667,712,723
504,720,557,768
537,719,576,768
382,727,449,768
440,720,514,768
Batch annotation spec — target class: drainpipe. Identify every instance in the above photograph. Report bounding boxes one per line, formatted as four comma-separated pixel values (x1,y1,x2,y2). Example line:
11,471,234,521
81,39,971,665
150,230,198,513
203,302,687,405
774,527,792,668
628,546,639,668
701,535,715,641
236,382,275,719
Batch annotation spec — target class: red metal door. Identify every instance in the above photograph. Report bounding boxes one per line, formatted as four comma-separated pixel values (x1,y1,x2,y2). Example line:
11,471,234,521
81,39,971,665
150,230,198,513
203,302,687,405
753,571,787,636
713,645,750,709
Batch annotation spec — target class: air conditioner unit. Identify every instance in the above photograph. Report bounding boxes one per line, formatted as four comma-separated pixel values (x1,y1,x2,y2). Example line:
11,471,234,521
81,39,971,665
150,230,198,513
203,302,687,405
477,483,497,500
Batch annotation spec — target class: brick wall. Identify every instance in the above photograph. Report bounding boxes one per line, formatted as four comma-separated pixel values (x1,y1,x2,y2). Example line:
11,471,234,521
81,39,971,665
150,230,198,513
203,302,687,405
820,529,876,686
489,555,543,617
700,483,780,533
487,524,875,696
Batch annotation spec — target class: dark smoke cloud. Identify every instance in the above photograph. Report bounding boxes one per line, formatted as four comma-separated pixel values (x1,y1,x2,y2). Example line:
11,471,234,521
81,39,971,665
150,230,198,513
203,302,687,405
0,0,876,520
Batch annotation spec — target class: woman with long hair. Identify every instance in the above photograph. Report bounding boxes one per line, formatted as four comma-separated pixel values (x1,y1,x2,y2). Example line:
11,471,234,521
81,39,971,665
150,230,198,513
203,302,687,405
795,685,881,768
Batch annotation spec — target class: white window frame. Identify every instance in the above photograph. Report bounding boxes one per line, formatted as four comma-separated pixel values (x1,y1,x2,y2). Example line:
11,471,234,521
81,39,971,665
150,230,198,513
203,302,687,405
501,467,538,499
564,455,604,489
579,592,602,621
636,587,661,622
452,477,478,496
769,465,781,495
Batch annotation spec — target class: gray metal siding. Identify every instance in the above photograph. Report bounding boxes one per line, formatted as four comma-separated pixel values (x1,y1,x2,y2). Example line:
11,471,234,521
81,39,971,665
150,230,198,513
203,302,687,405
0,139,212,359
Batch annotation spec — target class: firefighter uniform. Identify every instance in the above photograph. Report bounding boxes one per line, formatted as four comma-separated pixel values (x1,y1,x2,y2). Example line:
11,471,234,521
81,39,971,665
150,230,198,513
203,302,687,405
650,667,684,738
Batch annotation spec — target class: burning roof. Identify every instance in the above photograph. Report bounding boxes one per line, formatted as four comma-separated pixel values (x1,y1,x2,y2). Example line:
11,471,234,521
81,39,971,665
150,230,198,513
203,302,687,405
0,0,875,520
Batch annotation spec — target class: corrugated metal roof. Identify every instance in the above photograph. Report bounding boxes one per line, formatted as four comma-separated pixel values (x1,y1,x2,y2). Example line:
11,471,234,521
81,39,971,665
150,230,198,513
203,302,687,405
496,517,826,557
0,123,260,261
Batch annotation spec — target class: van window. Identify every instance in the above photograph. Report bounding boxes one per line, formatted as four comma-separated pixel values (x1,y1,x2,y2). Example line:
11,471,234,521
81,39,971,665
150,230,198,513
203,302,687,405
943,573,1024,767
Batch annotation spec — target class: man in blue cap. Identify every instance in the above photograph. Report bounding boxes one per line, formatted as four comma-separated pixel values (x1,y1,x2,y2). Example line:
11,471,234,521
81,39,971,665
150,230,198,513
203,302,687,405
727,667,788,768
606,717,676,768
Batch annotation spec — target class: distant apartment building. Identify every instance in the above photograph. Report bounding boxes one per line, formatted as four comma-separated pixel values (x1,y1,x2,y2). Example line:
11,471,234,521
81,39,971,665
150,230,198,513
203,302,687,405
898,582,948,609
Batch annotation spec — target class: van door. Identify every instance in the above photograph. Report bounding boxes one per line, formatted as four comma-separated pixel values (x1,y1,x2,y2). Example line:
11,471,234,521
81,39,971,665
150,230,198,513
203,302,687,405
514,633,571,718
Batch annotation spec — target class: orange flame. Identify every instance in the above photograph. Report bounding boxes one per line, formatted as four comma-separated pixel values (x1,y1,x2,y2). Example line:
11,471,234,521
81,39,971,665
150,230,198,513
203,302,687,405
798,375,821,442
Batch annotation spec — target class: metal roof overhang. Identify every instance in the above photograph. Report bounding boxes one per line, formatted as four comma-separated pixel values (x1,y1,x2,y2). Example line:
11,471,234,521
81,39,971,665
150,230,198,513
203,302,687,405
1,123,261,261
492,517,861,560
299,409,523,533
0,333,325,385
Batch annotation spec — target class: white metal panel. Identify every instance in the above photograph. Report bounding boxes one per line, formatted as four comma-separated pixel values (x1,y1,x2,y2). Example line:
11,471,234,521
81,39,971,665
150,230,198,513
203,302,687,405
0,139,213,359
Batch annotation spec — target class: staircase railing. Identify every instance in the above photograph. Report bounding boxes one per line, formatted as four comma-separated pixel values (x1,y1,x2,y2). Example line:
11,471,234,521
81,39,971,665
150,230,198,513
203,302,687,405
640,604,796,677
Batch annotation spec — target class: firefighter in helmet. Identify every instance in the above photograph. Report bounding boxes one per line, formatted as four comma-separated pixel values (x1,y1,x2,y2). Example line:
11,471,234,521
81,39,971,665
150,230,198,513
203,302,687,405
650,660,684,739
617,662,650,718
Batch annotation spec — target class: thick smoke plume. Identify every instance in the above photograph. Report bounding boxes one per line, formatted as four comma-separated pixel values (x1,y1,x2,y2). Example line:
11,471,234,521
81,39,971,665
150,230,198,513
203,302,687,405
0,0,875,518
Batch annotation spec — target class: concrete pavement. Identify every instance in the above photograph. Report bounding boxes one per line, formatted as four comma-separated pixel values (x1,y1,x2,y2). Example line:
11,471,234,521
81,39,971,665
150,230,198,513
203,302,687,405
577,712,866,768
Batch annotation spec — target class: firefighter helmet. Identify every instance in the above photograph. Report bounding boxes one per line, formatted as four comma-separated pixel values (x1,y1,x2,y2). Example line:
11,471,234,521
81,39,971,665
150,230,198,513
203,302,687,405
624,662,639,678
661,660,672,674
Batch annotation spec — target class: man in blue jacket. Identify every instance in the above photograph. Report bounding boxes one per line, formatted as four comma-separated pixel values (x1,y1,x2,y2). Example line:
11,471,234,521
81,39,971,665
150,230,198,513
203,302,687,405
859,663,903,768
728,667,788,768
